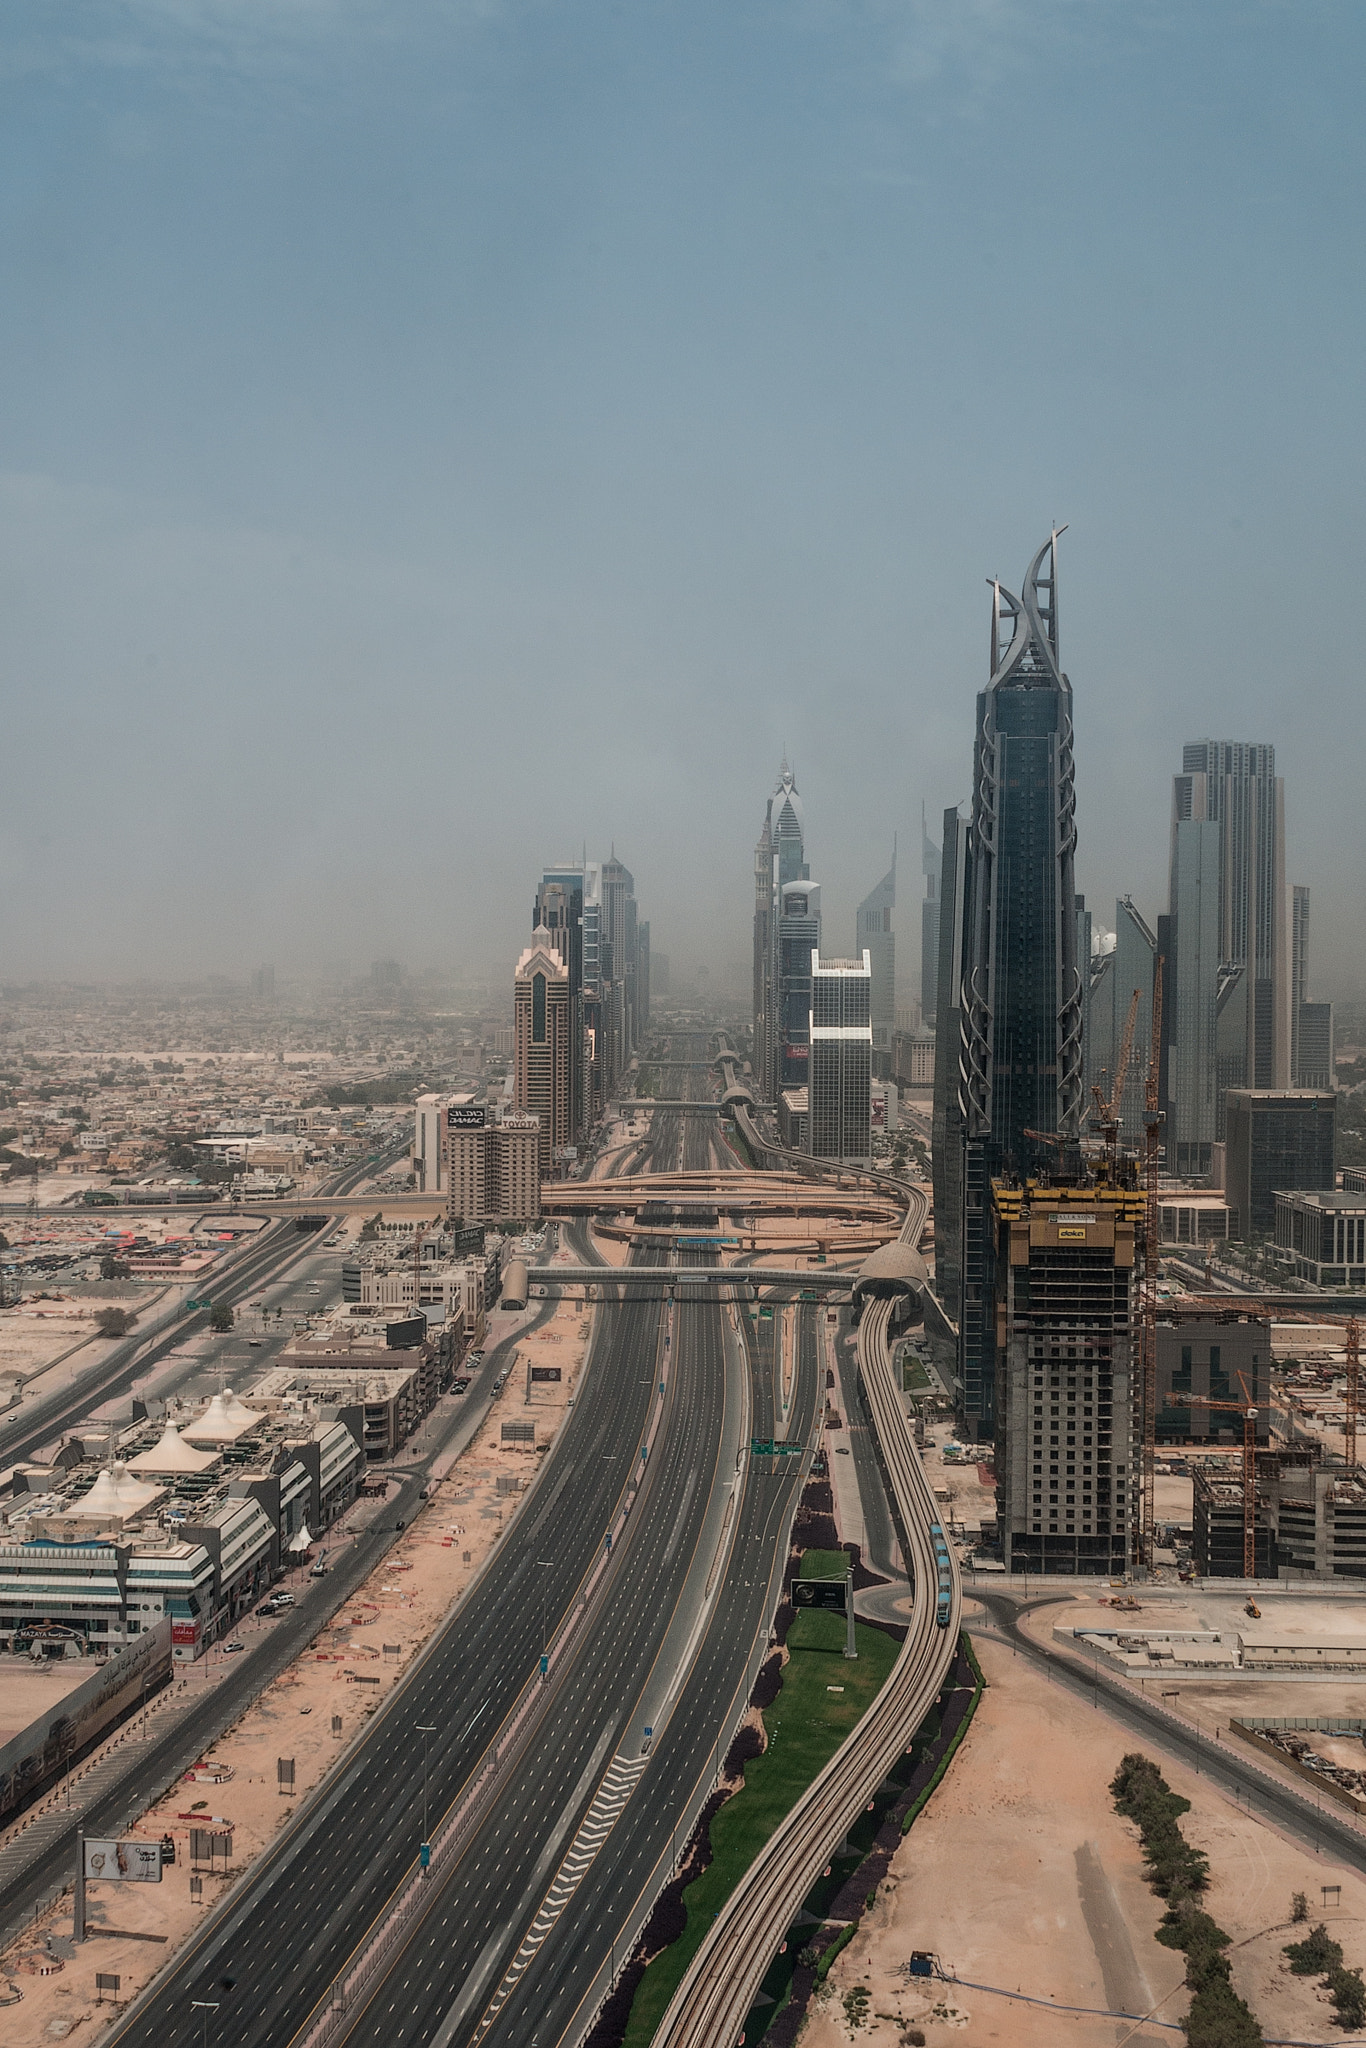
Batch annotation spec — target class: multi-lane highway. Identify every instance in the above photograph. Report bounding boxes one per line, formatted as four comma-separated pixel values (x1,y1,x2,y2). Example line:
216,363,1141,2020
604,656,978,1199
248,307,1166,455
107,1079,793,2048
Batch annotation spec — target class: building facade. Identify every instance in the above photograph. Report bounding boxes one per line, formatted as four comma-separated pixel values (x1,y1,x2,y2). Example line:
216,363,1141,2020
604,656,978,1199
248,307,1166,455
854,851,895,1079
444,1107,542,1223
1275,1190,1366,1288
1168,741,1290,1149
752,763,807,1102
1224,1088,1335,1240
955,535,1085,1439
514,932,570,1174
992,1173,1143,1576
807,950,872,1164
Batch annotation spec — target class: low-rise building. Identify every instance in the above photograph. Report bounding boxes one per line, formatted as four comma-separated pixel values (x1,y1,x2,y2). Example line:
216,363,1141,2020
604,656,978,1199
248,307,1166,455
1275,1189,1366,1288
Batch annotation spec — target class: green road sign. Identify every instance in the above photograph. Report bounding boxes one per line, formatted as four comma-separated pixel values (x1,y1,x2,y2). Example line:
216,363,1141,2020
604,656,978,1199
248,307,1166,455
750,1439,803,1457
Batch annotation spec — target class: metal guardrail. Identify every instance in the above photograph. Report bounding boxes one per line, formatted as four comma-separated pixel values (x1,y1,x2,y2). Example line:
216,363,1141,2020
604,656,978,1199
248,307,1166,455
652,1191,961,2048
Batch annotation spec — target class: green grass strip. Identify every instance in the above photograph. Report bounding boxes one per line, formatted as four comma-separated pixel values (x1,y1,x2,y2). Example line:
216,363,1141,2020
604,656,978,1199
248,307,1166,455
814,1921,858,1981
799,1547,850,1580
901,1641,984,1835
621,1611,898,2048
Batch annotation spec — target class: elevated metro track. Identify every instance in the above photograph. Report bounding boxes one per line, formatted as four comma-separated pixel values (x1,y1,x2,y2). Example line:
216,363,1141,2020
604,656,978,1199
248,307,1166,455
652,1182,961,2048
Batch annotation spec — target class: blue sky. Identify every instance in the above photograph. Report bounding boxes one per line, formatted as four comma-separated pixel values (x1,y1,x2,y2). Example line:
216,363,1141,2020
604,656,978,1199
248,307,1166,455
2,1,1363,999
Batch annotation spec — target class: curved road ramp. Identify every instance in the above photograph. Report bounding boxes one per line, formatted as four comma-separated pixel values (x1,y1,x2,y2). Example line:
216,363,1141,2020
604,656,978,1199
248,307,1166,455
653,1192,961,2048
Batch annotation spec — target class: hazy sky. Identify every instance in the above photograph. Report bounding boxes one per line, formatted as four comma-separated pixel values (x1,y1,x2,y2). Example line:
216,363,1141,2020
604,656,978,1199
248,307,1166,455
3,2,1364,999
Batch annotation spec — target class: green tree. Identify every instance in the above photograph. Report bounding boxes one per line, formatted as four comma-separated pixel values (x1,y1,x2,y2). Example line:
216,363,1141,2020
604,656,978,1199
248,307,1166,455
209,1301,234,1332
99,1254,130,1281
96,1307,133,1338
1329,1964,1366,2031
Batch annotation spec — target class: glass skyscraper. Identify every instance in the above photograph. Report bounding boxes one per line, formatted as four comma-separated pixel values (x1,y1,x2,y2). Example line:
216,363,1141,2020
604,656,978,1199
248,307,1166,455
954,533,1085,1437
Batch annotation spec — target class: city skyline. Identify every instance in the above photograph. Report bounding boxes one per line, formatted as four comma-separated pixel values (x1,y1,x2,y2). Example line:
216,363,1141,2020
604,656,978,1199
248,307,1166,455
4,7,1366,991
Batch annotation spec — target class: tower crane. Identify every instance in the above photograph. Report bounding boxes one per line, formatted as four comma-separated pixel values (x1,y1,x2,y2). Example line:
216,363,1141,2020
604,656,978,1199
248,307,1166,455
1089,987,1141,1172
1170,1370,1260,1579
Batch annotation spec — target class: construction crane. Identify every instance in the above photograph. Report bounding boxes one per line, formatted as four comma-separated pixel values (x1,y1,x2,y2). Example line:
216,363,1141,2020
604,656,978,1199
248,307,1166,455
1139,958,1164,1572
1171,1303,1361,1479
1089,986,1141,1170
1170,1370,1259,1579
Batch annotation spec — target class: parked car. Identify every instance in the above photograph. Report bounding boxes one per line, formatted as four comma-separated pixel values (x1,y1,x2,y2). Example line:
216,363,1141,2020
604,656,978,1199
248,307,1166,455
256,1601,281,1618
223,1640,245,1655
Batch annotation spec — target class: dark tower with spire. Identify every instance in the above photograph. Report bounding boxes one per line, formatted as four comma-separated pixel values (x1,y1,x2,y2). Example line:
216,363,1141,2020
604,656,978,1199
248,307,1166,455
953,531,1084,1436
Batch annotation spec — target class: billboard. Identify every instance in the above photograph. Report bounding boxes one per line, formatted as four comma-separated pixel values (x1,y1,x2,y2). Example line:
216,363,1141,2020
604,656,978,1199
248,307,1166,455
171,1621,200,1649
529,1366,561,1383
447,1105,487,1131
791,1577,848,1612
84,1838,163,1883
452,1225,486,1254
870,1092,887,1130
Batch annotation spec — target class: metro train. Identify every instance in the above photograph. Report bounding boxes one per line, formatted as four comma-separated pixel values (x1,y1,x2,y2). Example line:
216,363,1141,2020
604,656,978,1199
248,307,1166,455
928,1521,953,1628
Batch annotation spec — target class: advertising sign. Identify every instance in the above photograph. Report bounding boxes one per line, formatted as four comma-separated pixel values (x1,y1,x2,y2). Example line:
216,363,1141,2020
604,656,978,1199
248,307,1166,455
171,1621,200,1649
84,1838,163,1883
870,1092,887,1130
791,1577,848,1612
529,1366,561,1383
447,1105,487,1131
452,1226,486,1255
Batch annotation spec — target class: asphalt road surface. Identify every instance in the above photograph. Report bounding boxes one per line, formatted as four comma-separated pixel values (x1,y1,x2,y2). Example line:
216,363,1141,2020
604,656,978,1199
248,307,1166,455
109,1255,667,2048
481,1297,822,2048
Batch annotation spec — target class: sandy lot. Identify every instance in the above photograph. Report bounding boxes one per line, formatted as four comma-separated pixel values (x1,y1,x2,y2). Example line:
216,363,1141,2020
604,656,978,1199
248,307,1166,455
799,1628,1366,2048
0,1292,592,2041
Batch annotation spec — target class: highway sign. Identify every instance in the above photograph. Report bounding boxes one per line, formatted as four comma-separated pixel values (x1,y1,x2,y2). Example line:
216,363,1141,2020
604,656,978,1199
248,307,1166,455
791,1577,848,1611
750,1439,803,1457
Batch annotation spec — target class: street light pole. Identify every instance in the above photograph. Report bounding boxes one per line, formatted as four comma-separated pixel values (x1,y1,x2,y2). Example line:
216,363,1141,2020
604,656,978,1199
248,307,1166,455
191,2000,220,2048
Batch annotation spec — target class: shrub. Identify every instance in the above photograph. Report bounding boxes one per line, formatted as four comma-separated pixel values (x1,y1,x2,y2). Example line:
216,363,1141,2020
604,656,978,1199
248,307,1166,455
1328,1964,1366,2031
1284,1924,1343,1976
1291,1890,1309,1923
95,1307,132,1338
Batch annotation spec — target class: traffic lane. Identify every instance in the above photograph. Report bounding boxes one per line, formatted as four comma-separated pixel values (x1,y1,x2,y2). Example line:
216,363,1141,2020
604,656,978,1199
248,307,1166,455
975,1591,1366,1875
341,1283,728,2048
491,1303,821,2046
113,1281,664,2048
836,1319,905,1582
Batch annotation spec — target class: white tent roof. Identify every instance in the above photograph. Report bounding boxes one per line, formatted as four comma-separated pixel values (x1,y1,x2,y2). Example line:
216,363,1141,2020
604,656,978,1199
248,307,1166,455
127,1421,217,1476
286,1522,313,1553
111,1461,160,1511
182,1390,259,1445
72,1469,127,1522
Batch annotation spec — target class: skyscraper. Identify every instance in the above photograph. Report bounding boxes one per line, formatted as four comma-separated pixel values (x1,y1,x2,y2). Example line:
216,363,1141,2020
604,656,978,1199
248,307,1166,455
514,930,571,1175
637,919,651,1034
808,950,872,1163
921,808,942,1027
1165,811,1222,1176
1169,741,1289,1143
855,849,895,1078
955,533,1085,1439
1097,896,1157,1146
931,806,969,1318
752,762,807,1100
1291,886,1334,1090
777,879,821,1090
535,869,584,1139
601,853,637,1075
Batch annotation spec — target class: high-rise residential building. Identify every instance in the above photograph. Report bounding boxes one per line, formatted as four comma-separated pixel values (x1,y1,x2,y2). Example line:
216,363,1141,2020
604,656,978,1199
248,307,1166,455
1165,810,1222,1177
931,806,968,1320
1224,1089,1335,1240
535,869,584,1138
808,950,872,1164
855,849,895,1079
777,879,821,1090
921,808,942,1027
251,963,275,1002
601,853,638,1073
993,1172,1143,1575
752,762,807,1101
444,1107,541,1223
513,931,571,1174
1291,886,1335,1090
1168,741,1289,1150
954,534,1085,1439
637,920,651,1034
